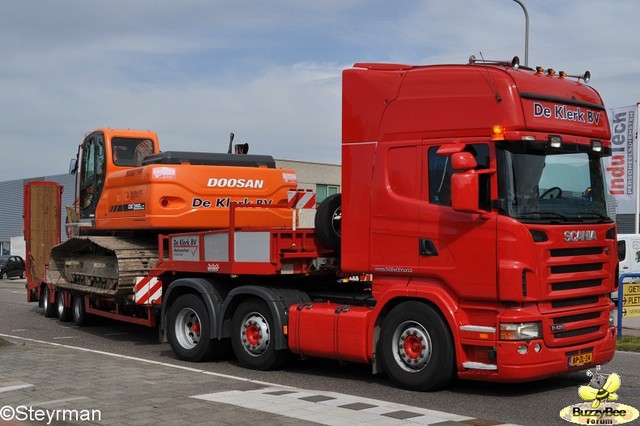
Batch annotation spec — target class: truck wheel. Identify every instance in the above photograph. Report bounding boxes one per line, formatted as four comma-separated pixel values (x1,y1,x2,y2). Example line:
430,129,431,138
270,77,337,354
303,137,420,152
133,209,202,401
379,301,455,391
56,291,72,322
231,298,289,370
314,193,341,250
168,294,221,362
42,286,56,318
72,295,90,326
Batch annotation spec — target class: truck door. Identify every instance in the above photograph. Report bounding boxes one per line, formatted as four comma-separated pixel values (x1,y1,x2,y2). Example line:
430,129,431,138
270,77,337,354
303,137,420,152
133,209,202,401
79,132,106,219
369,142,421,275
417,141,498,300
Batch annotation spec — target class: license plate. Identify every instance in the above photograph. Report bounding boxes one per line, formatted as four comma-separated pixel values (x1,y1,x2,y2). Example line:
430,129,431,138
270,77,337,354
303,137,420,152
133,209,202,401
568,352,592,368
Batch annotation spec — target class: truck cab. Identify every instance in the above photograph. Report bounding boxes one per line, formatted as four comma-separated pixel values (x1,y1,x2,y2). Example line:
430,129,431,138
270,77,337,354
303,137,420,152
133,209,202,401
339,57,616,385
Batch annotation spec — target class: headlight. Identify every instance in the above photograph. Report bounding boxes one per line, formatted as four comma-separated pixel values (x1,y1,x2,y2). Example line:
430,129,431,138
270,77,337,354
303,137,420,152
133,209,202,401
499,322,541,340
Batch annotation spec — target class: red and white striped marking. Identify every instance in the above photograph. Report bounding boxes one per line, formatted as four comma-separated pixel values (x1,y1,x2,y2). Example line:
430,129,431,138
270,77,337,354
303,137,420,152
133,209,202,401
135,276,162,305
287,189,316,209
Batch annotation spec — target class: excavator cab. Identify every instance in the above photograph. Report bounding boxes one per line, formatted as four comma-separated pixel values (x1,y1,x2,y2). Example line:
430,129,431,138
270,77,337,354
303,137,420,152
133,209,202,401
68,129,160,227
78,132,106,219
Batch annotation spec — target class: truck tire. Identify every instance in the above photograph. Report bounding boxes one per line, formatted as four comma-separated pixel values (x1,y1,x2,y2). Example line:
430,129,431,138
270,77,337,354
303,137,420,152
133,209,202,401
168,294,227,362
72,295,90,326
379,301,455,391
56,291,72,322
42,286,56,318
231,298,289,370
314,193,341,251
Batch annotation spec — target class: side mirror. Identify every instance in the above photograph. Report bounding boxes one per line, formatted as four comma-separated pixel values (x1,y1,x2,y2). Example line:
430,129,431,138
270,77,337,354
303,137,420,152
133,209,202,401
451,152,477,170
451,171,480,213
450,152,481,214
69,158,78,175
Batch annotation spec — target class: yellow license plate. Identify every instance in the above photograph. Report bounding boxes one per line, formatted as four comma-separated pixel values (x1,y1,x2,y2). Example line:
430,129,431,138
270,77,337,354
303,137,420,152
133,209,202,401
568,352,593,368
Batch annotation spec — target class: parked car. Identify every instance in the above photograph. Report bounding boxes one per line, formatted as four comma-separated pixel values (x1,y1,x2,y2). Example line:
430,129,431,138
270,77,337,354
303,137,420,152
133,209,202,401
0,255,25,280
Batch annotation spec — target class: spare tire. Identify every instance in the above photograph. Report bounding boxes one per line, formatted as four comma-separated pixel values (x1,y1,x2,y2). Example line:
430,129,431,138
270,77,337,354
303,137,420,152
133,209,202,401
315,193,341,250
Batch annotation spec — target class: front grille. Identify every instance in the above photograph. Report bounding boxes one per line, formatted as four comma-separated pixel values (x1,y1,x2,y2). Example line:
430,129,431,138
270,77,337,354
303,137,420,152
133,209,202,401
536,230,613,348
553,312,600,323
551,263,602,274
544,306,609,347
551,279,601,291
550,247,602,256
551,296,598,309
555,326,600,339
546,242,608,297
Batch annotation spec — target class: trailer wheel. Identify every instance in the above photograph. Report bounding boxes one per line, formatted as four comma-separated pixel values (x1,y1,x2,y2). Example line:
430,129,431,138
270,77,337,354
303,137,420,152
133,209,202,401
231,298,289,370
168,294,223,362
72,295,90,326
314,193,341,251
379,301,455,391
56,291,72,322
42,286,56,318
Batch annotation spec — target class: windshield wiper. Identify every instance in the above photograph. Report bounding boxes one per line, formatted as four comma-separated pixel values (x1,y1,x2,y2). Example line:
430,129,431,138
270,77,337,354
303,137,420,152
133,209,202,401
571,212,610,222
517,211,569,222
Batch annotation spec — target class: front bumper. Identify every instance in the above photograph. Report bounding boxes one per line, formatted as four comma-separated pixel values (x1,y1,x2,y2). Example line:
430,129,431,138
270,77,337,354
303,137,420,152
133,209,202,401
457,326,616,382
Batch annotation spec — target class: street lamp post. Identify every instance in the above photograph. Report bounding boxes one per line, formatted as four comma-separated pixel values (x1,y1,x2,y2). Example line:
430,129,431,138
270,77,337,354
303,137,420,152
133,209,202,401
512,0,529,67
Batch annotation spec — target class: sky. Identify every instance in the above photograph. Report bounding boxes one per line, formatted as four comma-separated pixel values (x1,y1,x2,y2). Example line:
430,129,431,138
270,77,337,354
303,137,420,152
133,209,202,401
1,0,638,182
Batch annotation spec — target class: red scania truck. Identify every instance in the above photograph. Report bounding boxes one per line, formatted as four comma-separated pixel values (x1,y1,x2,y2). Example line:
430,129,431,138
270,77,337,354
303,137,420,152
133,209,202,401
25,56,617,391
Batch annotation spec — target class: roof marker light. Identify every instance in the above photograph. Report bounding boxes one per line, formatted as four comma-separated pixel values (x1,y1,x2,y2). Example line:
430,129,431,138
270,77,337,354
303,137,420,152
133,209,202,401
491,125,505,141
592,140,603,152
559,71,567,78
535,66,544,74
547,68,556,76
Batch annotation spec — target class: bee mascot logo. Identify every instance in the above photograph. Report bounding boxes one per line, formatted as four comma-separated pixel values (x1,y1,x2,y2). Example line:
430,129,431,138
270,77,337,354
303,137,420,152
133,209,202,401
578,366,620,408
559,366,639,424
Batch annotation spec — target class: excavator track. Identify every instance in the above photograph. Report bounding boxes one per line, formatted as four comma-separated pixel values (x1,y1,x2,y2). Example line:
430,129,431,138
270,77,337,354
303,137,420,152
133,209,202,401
48,236,159,299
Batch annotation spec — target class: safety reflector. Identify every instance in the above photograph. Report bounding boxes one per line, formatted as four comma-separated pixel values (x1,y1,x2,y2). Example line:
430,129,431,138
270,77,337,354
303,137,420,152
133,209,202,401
135,276,162,305
287,189,316,209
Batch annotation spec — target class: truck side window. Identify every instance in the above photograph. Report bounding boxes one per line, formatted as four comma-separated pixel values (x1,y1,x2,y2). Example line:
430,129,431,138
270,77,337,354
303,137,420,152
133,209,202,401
428,149,452,205
428,144,490,208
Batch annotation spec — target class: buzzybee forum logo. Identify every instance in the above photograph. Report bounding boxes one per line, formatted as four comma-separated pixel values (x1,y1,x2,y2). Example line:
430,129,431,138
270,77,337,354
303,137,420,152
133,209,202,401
559,365,639,424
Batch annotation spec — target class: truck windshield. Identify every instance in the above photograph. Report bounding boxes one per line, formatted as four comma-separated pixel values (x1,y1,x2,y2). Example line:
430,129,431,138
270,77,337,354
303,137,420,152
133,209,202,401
497,143,611,223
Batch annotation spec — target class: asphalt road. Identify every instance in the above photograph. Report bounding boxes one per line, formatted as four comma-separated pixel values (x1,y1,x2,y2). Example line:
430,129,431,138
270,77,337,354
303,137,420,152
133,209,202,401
1,278,639,426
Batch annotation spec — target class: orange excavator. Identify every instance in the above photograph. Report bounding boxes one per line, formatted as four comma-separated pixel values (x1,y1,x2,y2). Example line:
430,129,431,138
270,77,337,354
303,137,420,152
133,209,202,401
49,128,297,298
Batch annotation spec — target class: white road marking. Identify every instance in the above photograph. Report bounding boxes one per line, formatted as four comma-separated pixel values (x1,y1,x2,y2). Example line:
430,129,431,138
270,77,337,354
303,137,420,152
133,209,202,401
51,336,80,340
0,382,34,393
32,396,89,406
191,386,475,426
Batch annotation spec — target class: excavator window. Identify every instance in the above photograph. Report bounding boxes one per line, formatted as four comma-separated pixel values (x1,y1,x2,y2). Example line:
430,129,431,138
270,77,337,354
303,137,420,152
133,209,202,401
112,138,154,166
